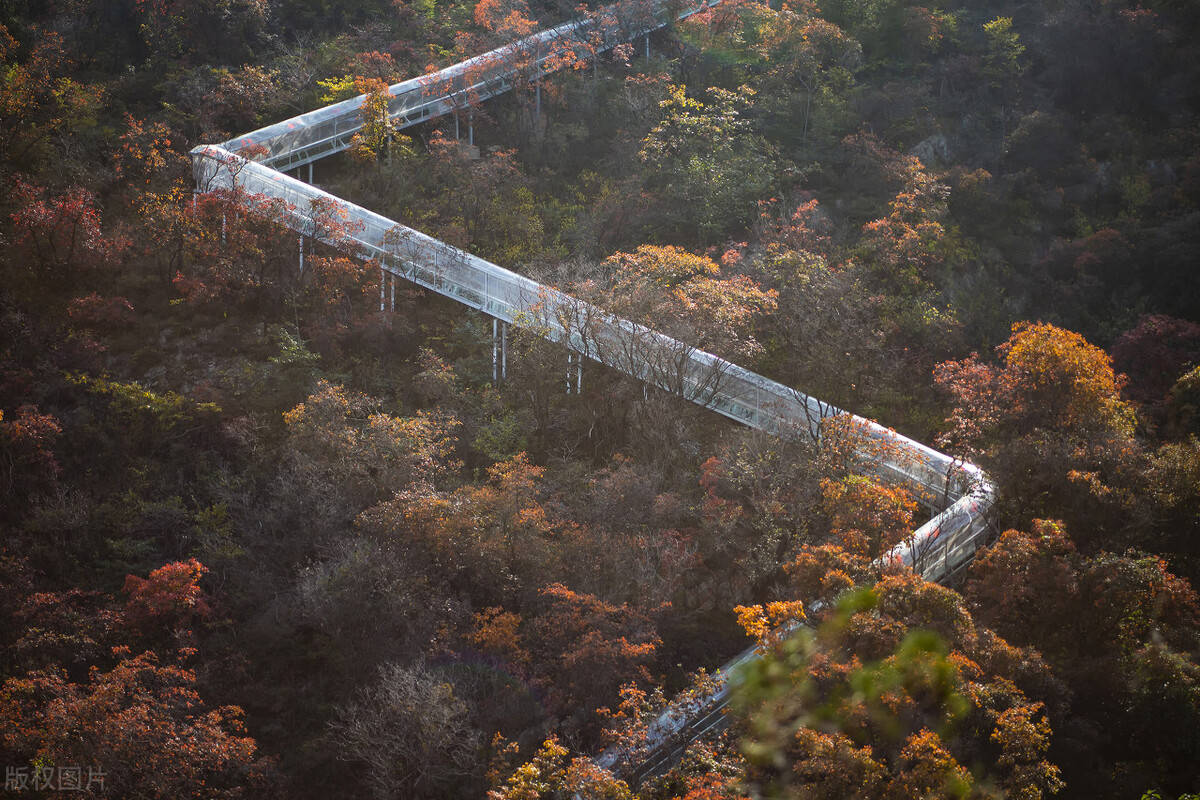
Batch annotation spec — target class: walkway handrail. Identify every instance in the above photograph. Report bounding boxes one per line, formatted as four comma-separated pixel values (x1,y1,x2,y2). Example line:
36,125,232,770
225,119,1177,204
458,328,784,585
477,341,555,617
189,0,998,781
224,0,725,170
192,144,984,508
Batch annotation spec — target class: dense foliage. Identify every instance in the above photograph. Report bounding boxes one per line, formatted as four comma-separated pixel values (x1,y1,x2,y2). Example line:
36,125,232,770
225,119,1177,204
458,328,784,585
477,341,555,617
2,0,1199,797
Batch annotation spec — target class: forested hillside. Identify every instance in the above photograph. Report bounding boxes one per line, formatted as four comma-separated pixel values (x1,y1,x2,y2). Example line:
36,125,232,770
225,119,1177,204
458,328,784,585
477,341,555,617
1,0,1198,797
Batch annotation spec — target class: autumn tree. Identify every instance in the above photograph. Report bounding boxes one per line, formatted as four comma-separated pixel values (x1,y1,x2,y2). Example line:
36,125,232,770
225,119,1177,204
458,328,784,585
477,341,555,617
742,3,862,149
587,244,778,364
820,474,917,560
551,3,622,83
65,293,135,336
780,541,873,610
528,582,664,721
680,417,918,606
964,521,1200,797
475,0,539,40
9,179,125,291
732,580,1064,800
1112,314,1200,428
639,84,780,245
469,582,664,727
857,152,952,301
5,583,123,679
130,181,205,288
0,405,61,513
296,254,375,340
122,558,213,643
356,452,572,604
487,736,630,800
114,114,182,187
626,736,747,800
0,27,102,169
0,648,272,798
166,188,301,326
755,148,958,428
329,659,481,799
279,380,460,528
348,76,414,163
463,0,546,139
995,322,1135,437
935,321,1142,540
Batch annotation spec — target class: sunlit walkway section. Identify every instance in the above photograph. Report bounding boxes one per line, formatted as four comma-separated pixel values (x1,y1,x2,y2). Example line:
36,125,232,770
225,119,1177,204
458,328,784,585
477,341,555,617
224,0,723,171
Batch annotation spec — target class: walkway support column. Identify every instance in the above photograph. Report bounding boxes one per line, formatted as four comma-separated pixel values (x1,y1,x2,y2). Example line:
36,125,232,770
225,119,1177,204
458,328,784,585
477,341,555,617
566,353,582,394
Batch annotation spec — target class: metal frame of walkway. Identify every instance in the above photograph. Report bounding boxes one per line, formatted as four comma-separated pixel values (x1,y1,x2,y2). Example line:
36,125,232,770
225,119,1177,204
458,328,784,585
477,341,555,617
191,0,996,780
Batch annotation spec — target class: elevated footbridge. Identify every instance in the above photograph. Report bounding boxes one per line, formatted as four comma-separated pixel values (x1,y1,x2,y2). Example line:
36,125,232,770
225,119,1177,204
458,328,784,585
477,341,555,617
224,0,723,172
194,145,982,510
190,0,997,782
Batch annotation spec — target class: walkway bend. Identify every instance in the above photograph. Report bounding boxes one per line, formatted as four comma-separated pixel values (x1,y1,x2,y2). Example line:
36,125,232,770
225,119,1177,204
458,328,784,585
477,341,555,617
190,0,997,780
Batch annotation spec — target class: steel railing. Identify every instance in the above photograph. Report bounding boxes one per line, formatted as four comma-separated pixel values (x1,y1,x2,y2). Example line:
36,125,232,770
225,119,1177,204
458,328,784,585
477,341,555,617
189,0,998,781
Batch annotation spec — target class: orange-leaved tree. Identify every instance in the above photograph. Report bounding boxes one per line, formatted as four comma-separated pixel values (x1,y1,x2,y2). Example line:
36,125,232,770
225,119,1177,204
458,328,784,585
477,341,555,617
935,321,1142,542
591,244,778,363
732,578,1064,800
123,558,213,643
469,582,665,726
0,648,272,798
820,474,917,561
357,452,577,604
282,380,460,522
